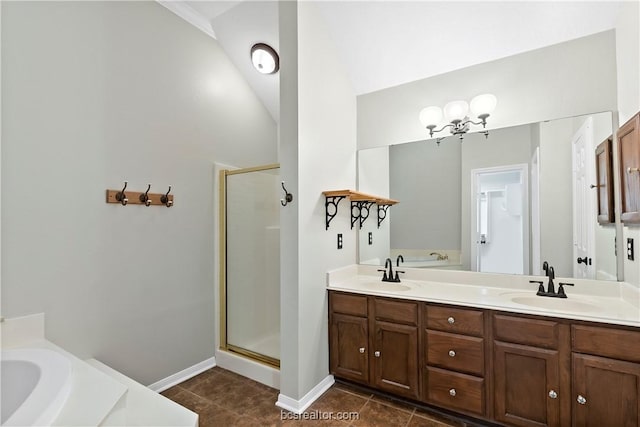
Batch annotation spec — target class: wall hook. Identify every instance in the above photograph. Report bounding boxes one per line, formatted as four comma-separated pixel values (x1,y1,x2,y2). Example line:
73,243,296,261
139,184,152,206
115,181,129,206
160,186,173,208
281,182,293,206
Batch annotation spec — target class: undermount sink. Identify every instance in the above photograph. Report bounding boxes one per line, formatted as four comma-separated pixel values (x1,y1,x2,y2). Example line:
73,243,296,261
359,281,411,292
510,295,600,313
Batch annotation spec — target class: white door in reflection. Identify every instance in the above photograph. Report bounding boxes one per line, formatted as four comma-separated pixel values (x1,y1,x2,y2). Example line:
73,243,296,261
471,165,529,274
572,117,595,279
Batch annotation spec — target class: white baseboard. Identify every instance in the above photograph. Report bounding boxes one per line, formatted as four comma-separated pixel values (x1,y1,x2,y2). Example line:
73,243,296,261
276,375,334,414
147,356,216,393
215,349,280,389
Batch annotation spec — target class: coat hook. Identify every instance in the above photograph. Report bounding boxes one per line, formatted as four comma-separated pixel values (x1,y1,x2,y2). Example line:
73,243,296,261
160,186,173,208
281,182,293,206
115,181,129,206
139,184,152,206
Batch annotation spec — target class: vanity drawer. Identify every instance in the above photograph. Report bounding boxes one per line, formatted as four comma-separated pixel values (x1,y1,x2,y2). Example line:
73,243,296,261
330,292,368,317
374,298,418,326
426,330,484,376
572,324,640,363
425,367,485,416
426,305,484,337
493,314,559,349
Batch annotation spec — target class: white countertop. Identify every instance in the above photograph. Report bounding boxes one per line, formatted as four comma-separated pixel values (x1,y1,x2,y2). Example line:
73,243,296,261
327,265,640,328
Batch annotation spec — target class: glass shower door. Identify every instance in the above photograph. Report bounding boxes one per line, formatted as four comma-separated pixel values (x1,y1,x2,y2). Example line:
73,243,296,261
221,165,280,366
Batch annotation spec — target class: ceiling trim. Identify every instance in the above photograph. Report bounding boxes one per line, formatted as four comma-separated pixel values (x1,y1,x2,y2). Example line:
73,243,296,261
157,1,216,39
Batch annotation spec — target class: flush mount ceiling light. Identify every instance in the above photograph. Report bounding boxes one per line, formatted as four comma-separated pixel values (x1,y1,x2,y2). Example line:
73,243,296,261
419,94,497,145
251,43,279,74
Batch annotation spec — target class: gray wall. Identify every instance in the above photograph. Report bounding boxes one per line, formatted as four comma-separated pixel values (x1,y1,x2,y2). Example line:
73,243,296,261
1,1,277,385
389,140,461,250
538,119,574,276
279,1,357,401
357,30,617,150
358,147,390,264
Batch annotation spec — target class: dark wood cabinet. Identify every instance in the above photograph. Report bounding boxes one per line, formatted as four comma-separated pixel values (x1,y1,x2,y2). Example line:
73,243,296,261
595,137,614,224
372,320,419,398
572,353,640,427
494,341,561,427
423,304,487,417
329,312,369,384
329,292,419,398
617,112,640,223
328,290,640,426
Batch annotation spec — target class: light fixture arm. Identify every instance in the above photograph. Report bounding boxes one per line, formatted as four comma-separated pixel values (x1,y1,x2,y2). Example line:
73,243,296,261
426,113,491,144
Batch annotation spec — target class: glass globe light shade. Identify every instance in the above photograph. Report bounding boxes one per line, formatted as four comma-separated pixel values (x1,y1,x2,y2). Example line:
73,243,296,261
443,100,469,122
470,93,497,117
251,43,279,74
419,106,443,127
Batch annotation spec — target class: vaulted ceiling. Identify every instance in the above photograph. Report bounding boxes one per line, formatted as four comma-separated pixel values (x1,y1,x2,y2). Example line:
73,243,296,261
164,1,624,123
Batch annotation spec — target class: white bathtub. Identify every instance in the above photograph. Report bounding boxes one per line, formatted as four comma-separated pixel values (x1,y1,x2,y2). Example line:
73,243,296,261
1,348,72,426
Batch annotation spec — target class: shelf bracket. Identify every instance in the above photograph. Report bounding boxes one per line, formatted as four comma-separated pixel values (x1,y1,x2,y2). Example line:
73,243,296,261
378,204,391,228
351,201,376,229
325,195,346,230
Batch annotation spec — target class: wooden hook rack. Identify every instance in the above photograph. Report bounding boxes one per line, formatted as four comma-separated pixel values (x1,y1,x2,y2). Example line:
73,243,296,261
106,184,174,207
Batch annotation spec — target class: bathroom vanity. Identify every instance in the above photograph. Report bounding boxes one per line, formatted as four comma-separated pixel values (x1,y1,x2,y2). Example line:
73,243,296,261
327,265,640,427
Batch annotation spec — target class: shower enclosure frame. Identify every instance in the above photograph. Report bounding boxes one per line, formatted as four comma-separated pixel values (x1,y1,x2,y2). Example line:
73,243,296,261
219,163,280,368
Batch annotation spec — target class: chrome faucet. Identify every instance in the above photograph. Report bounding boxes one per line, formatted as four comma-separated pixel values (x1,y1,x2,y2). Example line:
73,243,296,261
430,252,449,261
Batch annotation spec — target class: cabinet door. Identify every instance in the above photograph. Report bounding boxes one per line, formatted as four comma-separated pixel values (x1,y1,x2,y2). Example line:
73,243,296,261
617,113,640,223
373,320,419,399
573,353,640,427
595,137,614,224
330,313,369,384
494,341,561,427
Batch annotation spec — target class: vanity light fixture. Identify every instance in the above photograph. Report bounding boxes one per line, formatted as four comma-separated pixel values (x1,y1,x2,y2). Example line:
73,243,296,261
419,94,497,145
250,43,279,74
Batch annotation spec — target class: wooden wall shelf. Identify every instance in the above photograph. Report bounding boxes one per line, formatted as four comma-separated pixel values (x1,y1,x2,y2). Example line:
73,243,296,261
322,189,398,229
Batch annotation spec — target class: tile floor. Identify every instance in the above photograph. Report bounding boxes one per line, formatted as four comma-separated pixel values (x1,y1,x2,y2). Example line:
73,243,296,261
161,367,472,427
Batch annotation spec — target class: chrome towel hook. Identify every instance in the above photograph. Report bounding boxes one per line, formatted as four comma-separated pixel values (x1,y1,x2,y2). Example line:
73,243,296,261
115,181,129,206
160,186,173,208
281,182,293,206
139,184,152,206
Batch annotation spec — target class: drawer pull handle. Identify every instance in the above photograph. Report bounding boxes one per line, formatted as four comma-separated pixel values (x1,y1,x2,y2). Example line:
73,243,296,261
448,350,456,357
374,351,381,357
359,347,365,354
447,317,455,324
577,395,587,405
549,390,558,399
449,388,456,397
628,167,640,173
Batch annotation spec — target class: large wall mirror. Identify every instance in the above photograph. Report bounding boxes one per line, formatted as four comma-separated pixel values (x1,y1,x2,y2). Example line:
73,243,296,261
357,111,620,281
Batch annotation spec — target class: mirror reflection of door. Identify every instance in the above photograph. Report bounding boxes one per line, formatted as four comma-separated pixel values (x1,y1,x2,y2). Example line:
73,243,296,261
572,117,596,279
472,165,529,274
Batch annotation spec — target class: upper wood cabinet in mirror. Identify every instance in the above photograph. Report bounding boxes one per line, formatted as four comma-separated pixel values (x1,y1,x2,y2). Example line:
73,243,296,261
617,113,640,224
595,136,614,224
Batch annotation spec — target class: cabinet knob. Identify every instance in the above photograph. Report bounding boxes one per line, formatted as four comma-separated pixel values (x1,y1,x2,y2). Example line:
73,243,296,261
549,390,558,399
577,395,587,405
449,388,456,397
448,350,456,357
374,351,381,357
447,316,455,324
359,347,365,354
